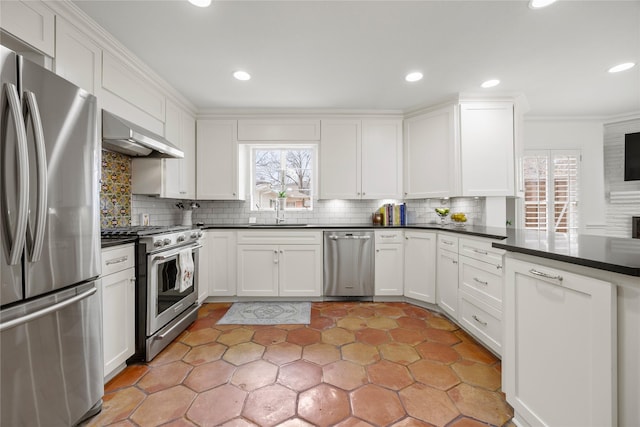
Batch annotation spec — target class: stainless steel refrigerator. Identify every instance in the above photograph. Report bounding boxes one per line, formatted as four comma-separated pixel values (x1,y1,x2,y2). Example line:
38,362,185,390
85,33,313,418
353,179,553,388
0,45,103,426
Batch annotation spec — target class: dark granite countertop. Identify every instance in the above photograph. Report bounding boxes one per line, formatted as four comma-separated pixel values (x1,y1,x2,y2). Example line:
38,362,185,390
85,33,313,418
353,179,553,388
199,223,509,240
101,236,137,249
493,230,640,277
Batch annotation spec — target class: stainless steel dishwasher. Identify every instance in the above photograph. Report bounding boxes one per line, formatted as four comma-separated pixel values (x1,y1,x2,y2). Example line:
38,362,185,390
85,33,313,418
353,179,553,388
323,230,375,299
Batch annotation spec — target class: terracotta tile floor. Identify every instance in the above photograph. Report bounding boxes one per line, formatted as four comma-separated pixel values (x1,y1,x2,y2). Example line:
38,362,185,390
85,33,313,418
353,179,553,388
87,302,514,427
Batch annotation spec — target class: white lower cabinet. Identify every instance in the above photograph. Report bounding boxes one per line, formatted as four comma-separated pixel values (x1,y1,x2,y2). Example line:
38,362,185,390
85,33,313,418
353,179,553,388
197,232,209,304
206,231,237,297
236,231,322,297
403,231,436,303
458,290,502,354
375,230,404,296
100,244,135,381
504,257,616,427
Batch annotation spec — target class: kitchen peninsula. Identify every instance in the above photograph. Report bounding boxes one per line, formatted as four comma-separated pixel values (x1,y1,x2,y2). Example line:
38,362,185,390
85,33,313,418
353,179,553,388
493,231,639,427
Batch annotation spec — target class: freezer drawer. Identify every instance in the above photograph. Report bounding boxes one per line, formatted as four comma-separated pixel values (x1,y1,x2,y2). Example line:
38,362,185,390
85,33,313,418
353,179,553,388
0,281,103,426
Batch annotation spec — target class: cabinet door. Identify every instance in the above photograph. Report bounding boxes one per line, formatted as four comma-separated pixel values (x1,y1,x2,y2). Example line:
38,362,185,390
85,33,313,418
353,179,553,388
504,258,616,427
375,244,404,296
238,119,320,141
55,18,101,95
0,0,55,57
403,231,436,303
162,100,183,199
208,231,237,297
460,102,514,196
279,245,322,297
436,249,458,318
361,119,402,199
237,245,278,296
181,111,197,199
197,120,244,200
319,120,361,199
102,268,135,379
404,106,459,198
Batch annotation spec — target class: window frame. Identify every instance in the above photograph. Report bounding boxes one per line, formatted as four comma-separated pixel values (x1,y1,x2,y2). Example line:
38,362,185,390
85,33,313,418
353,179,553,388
248,144,317,212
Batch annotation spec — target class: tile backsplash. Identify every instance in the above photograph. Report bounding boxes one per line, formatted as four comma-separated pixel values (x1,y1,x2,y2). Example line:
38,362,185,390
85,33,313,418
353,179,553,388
100,149,132,228
130,195,484,227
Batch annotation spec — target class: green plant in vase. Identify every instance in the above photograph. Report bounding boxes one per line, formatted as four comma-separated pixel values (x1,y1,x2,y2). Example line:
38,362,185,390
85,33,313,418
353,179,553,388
435,208,450,225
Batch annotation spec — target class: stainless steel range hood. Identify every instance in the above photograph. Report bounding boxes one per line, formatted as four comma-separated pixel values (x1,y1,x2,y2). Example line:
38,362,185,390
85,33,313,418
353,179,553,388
101,110,184,158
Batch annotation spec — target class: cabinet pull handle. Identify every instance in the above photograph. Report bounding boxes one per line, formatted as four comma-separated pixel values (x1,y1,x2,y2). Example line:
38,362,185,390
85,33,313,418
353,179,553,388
443,240,454,245
376,249,380,253
472,249,488,255
529,269,563,282
473,277,488,286
106,256,128,265
472,315,487,326
497,265,503,270
381,234,395,238
453,260,458,264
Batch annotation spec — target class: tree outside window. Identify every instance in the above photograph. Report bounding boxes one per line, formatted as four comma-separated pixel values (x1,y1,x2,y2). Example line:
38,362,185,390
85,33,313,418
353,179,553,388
253,147,314,210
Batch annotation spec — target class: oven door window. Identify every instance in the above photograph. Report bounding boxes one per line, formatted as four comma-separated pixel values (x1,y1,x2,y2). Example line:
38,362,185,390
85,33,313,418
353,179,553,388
155,253,195,315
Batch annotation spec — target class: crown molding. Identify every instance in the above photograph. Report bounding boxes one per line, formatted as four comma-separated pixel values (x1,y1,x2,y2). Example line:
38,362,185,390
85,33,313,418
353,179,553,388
45,0,197,116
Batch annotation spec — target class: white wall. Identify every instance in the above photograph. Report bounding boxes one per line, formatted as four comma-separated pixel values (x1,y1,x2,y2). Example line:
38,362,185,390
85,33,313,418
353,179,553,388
603,118,640,237
523,119,605,235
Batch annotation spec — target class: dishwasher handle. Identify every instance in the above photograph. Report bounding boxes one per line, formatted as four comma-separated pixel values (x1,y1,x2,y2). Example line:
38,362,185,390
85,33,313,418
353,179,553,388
328,235,371,240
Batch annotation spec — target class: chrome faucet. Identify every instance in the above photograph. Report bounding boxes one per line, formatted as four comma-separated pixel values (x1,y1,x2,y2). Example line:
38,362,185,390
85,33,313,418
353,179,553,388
275,198,286,224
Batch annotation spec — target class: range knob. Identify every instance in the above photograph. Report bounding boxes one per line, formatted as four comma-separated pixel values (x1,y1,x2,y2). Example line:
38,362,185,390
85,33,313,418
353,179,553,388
197,231,203,238
190,232,198,239
153,240,163,248
177,235,186,242
163,238,171,246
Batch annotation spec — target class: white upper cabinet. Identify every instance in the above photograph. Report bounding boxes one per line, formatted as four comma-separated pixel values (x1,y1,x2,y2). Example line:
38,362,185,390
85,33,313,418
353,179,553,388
459,101,515,196
404,105,459,198
403,99,518,198
0,0,55,57
319,119,402,200
319,119,361,199
132,100,196,199
196,119,246,200
237,119,320,141
361,119,403,199
54,18,101,94
100,50,165,135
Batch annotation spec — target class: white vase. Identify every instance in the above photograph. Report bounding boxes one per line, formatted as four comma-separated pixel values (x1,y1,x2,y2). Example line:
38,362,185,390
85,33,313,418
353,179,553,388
181,210,193,226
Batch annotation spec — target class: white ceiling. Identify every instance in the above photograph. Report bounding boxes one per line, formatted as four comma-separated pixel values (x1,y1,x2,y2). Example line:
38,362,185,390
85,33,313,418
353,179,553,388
73,0,640,117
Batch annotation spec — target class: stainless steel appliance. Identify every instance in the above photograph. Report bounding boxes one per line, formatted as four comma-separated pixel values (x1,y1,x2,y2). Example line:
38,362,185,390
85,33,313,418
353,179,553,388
102,110,184,159
323,230,374,299
1,46,102,425
102,226,202,361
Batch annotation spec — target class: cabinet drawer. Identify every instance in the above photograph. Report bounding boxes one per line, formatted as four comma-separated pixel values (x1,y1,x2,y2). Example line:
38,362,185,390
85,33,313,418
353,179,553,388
438,233,459,252
459,291,502,355
237,230,322,245
459,238,504,267
459,255,503,309
375,230,403,244
101,244,135,276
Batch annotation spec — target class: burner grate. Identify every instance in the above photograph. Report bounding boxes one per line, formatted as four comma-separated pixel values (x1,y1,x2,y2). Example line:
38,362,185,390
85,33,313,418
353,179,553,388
101,225,192,237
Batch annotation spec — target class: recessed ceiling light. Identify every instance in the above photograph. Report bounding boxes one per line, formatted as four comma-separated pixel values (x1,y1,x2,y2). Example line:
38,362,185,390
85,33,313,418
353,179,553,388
608,62,636,73
405,72,423,82
233,71,251,81
481,79,500,88
529,0,557,9
188,0,211,7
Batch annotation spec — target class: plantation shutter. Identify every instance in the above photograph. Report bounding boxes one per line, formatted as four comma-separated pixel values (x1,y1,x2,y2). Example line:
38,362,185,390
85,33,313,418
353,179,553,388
523,150,580,232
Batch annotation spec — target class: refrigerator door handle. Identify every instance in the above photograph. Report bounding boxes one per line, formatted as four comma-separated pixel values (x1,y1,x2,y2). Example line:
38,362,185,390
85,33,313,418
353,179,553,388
1,82,29,266
0,285,97,332
23,90,47,262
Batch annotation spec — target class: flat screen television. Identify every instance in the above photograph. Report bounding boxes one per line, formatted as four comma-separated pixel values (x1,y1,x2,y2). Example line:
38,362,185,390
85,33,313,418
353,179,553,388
625,132,640,181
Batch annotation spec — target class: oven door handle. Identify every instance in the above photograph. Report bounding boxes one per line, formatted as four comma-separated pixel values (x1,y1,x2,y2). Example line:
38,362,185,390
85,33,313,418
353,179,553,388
152,244,202,261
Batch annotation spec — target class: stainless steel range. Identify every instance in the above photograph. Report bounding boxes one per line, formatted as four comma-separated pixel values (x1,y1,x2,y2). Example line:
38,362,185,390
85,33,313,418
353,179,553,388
102,226,202,361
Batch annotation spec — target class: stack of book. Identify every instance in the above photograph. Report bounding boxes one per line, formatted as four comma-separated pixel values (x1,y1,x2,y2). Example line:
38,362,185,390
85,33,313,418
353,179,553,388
377,203,406,226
